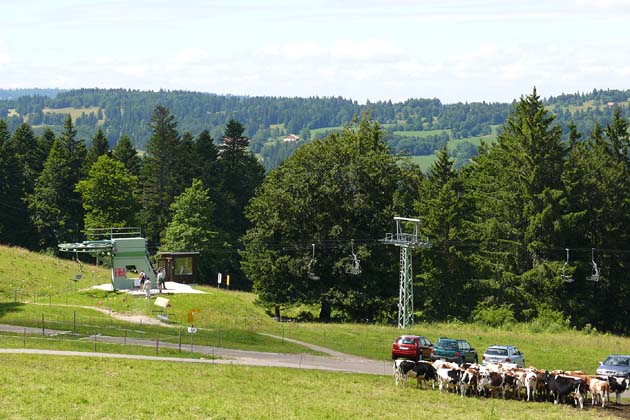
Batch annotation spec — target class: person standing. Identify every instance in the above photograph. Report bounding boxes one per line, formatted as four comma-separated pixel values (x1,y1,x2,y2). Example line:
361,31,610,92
157,268,166,293
139,271,146,291
144,276,152,298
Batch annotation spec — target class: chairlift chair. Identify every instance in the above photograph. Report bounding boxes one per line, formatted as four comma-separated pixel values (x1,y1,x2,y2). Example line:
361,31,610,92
587,248,600,282
345,242,362,275
307,243,320,280
71,251,83,282
561,248,574,283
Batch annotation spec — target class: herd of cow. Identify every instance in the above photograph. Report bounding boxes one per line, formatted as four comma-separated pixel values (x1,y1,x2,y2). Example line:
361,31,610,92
393,359,628,410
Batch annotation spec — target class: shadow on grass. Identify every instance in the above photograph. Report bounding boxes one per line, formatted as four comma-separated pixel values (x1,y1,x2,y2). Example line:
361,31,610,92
0,302,26,318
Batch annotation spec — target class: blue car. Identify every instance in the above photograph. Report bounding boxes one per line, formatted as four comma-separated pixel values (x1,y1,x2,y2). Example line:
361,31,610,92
596,354,630,378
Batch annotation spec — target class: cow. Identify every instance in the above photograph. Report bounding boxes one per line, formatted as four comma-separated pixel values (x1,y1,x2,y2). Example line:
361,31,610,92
608,376,629,405
433,360,460,370
502,371,520,399
478,371,506,399
460,367,479,398
589,378,610,407
543,372,586,409
437,367,463,393
393,359,418,387
524,370,538,402
414,361,438,390
393,359,438,389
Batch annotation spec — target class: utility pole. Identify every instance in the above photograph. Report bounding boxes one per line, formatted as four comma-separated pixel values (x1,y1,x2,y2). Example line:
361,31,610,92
382,217,430,328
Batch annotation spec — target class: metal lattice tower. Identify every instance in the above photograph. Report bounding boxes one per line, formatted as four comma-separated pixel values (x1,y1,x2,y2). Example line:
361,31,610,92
382,217,431,328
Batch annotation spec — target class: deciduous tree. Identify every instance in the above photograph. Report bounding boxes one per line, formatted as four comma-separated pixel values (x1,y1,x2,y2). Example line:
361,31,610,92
242,116,402,321
161,179,221,282
75,155,139,230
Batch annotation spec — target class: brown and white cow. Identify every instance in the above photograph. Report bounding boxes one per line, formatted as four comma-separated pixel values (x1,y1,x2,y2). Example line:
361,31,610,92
478,371,507,399
589,378,610,407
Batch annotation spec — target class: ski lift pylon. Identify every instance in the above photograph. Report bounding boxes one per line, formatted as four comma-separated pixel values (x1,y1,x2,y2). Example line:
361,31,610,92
561,248,574,283
587,248,600,282
307,243,320,280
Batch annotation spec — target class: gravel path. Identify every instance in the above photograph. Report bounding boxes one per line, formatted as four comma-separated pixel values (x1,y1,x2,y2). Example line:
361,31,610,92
0,323,391,375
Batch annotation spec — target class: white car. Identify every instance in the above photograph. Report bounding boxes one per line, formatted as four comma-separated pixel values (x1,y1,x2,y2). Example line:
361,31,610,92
482,345,525,368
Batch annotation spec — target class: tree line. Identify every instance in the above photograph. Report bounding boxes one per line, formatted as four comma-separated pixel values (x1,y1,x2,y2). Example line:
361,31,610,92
2,88,629,172
3,89,630,334
241,89,630,335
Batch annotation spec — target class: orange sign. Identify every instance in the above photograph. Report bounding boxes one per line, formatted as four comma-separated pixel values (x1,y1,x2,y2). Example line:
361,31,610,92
187,308,202,323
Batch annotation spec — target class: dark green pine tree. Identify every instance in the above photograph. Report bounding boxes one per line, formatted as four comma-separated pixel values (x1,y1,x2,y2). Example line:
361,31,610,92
415,148,474,320
0,120,29,246
28,115,86,249
85,128,110,170
222,119,250,157
216,119,264,232
112,135,141,176
176,131,198,188
194,129,219,189
559,111,630,333
604,106,630,164
11,123,41,193
139,106,183,245
463,88,568,320
38,127,56,160
215,119,265,287
7,123,41,247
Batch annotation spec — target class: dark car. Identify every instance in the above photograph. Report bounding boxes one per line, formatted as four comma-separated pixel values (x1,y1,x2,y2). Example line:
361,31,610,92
596,354,630,378
429,337,478,364
391,335,433,361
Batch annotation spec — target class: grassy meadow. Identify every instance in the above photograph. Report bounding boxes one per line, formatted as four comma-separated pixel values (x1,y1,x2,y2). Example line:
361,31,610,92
2,245,630,418
0,353,621,420
42,106,104,122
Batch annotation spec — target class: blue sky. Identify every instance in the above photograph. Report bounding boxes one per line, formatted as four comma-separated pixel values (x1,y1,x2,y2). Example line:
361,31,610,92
2,0,630,103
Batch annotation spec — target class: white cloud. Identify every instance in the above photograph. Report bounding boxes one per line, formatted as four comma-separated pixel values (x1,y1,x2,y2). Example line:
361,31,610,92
330,39,405,62
574,0,630,8
0,41,10,67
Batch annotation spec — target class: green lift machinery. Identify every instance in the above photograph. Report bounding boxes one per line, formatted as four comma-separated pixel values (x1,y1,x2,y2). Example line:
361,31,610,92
58,227,156,290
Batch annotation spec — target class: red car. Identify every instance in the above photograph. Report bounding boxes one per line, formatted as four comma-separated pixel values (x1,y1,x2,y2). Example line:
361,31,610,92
392,335,433,361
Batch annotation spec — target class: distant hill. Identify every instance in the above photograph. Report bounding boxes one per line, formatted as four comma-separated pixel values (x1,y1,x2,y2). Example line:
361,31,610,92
0,87,628,170
0,88,62,100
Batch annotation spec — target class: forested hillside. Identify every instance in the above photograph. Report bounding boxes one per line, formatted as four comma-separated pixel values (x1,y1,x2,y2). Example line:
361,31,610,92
3,87,630,334
1,88,629,170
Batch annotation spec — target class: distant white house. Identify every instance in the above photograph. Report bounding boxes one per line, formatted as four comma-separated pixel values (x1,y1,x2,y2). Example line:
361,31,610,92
283,134,300,142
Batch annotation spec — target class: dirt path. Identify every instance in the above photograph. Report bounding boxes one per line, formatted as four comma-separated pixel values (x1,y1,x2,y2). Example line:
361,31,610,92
0,323,391,375
32,302,169,326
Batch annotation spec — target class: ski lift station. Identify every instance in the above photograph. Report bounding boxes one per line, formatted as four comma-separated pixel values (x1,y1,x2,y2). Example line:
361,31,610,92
57,227,183,290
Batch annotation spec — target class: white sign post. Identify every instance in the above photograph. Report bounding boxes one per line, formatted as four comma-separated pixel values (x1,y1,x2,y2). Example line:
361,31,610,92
217,272,222,288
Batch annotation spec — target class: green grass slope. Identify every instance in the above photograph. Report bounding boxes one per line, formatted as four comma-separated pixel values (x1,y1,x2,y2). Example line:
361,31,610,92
1,245,630,375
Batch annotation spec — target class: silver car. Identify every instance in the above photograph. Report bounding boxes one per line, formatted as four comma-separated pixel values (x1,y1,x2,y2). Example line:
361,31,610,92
482,345,525,368
596,354,630,378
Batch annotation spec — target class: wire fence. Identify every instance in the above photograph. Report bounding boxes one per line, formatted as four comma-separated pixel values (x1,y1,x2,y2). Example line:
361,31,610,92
0,287,393,361
0,316,231,357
